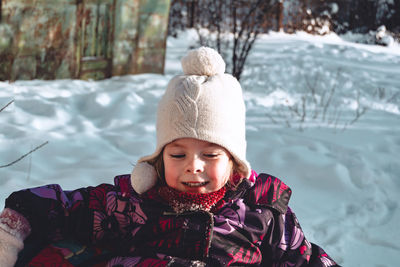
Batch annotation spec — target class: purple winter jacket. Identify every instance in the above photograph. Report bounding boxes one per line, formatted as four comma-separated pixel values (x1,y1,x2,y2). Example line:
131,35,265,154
5,172,339,266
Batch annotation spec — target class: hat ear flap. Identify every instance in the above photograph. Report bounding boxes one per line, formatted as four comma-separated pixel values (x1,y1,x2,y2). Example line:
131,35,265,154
130,162,158,194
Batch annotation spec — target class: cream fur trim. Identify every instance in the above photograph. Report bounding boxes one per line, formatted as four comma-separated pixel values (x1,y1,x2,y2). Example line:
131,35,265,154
0,227,24,267
0,209,29,267
0,208,31,241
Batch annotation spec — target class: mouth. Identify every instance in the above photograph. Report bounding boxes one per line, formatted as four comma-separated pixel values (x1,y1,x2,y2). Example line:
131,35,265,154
182,181,209,187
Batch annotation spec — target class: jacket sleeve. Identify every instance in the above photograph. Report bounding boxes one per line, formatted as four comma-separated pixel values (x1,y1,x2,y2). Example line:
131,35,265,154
260,206,339,266
248,173,339,266
104,256,206,267
4,181,115,244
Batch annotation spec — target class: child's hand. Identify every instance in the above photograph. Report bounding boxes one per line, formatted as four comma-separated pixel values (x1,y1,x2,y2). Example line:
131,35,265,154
0,227,24,267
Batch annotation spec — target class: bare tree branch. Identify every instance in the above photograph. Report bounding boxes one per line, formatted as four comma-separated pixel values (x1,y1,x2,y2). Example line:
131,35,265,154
386,91,400,104
194,0,273,81
349,88,368,125
0,99,14,113
322,68,341,122
1,100,49,171
0,141,49,168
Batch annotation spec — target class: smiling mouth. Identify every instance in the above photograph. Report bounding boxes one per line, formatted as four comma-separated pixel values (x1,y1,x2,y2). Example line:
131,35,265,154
182,182,209,187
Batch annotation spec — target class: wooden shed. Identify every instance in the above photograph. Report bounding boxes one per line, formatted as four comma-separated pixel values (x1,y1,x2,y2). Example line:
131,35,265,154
0,0,170,80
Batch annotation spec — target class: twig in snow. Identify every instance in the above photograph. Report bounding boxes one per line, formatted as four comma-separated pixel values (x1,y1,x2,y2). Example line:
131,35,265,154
27,144,32,180
349,89,368,125
386,91,400,104
0,141,49,168
322,68,341,122
0,99,14,113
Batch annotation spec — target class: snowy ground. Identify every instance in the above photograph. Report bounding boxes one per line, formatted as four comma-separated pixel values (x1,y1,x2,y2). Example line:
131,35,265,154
1,30,400,266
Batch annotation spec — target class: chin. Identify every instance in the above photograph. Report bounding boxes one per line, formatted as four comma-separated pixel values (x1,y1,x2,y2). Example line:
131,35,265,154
183,186,210,194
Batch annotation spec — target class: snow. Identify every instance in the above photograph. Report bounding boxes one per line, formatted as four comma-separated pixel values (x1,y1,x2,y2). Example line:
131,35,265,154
1,30,400,266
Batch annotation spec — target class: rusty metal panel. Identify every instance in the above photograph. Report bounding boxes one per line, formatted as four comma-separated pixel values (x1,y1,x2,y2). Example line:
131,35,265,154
111,0,140,75
0,0,78,80
0,0,170,81
112,0,170,76
136,0,170,74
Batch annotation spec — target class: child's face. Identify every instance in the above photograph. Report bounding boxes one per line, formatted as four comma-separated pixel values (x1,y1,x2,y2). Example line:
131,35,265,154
163,138,233,193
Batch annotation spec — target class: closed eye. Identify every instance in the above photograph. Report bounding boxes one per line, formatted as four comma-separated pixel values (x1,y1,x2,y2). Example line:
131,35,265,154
204,153,219,158
170,154,185,158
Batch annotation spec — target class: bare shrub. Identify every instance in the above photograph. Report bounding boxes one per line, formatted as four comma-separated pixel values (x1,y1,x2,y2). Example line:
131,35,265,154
267,69,369,132
193,0,276,81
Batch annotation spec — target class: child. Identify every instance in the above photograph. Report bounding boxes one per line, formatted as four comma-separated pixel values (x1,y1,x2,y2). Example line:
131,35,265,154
0,47,339,266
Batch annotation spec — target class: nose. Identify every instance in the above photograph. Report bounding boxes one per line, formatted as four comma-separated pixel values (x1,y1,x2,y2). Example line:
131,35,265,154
185,156,204,174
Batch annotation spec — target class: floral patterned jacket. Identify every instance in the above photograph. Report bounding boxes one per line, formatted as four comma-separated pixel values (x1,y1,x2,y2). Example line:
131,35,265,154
5,172,339,266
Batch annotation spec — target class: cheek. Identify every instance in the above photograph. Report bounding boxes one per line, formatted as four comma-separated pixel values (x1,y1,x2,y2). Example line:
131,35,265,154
164,172,177,190
162,158,175,186
164,162,175,181
214,159,233,184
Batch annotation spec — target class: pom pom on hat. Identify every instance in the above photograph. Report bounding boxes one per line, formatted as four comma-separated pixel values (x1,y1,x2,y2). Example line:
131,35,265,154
181,46,225,76
131,162,158,194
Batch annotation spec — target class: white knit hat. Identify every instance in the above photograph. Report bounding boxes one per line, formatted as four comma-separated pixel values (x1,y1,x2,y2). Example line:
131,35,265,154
131,47,251,194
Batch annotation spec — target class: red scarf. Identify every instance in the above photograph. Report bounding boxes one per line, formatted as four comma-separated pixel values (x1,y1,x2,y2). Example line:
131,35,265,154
158,186,226,213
